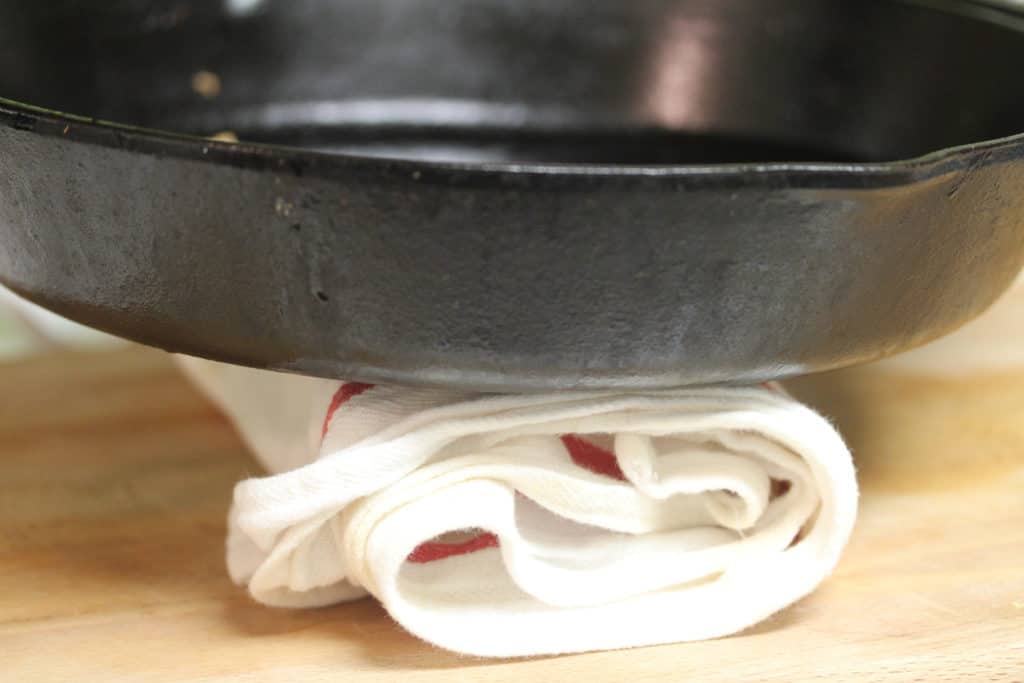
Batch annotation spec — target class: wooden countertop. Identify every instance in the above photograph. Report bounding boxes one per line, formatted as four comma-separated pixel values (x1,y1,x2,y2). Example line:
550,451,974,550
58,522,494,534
1,348,1022,682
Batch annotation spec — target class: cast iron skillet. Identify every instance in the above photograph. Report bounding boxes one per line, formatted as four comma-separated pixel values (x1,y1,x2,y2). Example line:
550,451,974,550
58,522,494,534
1,0,1024,390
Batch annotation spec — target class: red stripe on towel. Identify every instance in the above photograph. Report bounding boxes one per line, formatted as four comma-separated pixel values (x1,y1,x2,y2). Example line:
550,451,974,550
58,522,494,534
560,434,625,481
321,382,375,439
408,532,500,563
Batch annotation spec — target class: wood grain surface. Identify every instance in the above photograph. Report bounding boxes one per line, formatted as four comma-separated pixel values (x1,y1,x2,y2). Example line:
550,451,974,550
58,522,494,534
1,347,1022,682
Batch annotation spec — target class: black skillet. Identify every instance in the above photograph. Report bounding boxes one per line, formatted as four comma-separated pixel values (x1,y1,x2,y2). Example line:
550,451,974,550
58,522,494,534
1,0,1023,390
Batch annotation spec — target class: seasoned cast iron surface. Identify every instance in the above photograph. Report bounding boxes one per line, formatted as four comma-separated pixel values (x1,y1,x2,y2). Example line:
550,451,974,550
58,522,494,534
1,0,1024,389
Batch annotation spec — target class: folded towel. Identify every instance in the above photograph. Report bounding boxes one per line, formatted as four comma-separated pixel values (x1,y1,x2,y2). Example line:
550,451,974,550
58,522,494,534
179,357,857,657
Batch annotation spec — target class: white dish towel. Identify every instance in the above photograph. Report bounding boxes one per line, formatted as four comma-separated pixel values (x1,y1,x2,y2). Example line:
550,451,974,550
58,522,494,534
179,357,858,657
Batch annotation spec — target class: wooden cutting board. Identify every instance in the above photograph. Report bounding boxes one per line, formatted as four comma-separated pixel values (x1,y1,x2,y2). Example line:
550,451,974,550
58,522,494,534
1,347,1022,682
